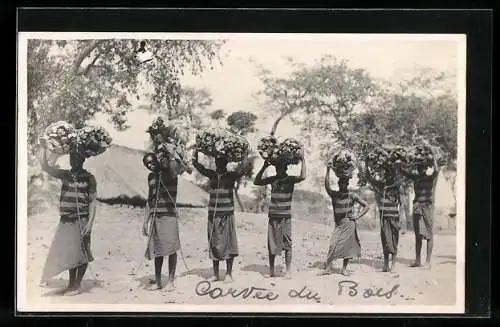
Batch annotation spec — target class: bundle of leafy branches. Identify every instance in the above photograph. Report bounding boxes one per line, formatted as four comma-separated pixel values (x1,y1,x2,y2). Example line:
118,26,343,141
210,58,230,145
195,127,250,162
75,124,113,158
258,136,303,165
42,121,112,158
328,148,358,179
41,121,78,155
147,116,189,147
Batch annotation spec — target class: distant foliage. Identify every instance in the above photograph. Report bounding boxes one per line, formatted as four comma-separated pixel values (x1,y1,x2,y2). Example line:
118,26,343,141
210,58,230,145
27,39,226,156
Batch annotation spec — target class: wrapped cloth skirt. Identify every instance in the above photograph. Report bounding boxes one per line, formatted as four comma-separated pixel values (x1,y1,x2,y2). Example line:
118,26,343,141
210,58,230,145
326,217,361,261
145,214,181,260
207,214,239,260
40,215,94,283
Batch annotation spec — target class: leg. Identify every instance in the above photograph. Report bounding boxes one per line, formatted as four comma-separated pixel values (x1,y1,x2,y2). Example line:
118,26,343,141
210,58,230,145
390,253,397,272
318,251,335,275
212,260,221,281
224,257,234,283
69,268,77,288
66,264,87,296
165,253,177,292
341,259,352,276
410,236,423,267
268,253,277,277
424,237,433,269
382,253,390,272
154,256,164,289
283,250,292,279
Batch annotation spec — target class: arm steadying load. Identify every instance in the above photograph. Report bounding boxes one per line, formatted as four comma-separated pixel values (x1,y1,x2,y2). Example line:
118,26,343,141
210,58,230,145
39,139,66,179
192,150,215,178
254,160,276,186
290,153,307,184
324,166,337,198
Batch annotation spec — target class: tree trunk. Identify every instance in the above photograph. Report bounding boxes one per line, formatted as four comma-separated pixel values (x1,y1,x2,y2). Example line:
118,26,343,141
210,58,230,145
72,40,104,75
234,181,246,212
270,113,287,136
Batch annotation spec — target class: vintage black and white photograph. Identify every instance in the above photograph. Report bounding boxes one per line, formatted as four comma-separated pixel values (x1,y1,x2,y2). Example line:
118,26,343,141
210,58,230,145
17,32,465,313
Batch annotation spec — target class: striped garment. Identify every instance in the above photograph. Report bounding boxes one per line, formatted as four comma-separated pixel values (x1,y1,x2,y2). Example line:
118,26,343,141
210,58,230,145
268,179,295,219
379,187,400,219
59,171,93,219
333,192,355,222
208,174,235,218
413,176,435,204
148,173,178,217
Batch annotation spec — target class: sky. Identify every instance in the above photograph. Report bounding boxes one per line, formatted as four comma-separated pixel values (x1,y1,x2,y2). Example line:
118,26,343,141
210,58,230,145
92,36,460,151
88,35,460,202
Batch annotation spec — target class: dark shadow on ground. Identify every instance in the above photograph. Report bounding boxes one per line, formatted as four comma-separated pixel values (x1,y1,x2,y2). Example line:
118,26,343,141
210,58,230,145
354,256,416,270
41,278,103,297
178,267,215,279
240,264,284,277
436,255,456,260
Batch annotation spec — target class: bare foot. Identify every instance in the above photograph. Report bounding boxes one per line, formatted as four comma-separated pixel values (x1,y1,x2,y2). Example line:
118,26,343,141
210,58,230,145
147,279,163,290
341,269,352,276
164,281,175,292
282,271,292,280
381,267,390,273
423,262,432,270
65,287,82,296
54,286,72,295
409,262,423,268
211,276,222,282
223,275,234,284
264,272,278,278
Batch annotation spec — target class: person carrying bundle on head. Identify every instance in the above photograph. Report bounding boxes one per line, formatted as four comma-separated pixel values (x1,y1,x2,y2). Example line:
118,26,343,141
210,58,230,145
399,142,442,269
142,119,193,292
320,149,369,277
254,137,306,279
39,122,111,296
192,128,249,283
142,150,192,292
362,147,403,273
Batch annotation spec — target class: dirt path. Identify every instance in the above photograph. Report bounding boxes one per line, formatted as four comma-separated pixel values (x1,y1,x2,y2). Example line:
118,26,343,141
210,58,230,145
24,204,459,310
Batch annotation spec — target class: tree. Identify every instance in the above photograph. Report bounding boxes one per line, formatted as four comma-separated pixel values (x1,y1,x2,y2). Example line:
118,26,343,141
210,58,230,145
226,111,259,212
226,111,257,136
345,67,458,229
27,39,226,157
254,59,315,136
210,109,226,125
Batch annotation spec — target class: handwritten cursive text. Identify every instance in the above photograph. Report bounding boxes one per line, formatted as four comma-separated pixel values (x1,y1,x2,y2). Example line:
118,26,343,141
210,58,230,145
337,280,400,299
288,286,321,302
195,281,279,301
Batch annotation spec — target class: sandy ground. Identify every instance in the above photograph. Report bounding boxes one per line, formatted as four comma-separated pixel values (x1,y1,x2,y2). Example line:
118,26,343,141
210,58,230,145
23,203,459,309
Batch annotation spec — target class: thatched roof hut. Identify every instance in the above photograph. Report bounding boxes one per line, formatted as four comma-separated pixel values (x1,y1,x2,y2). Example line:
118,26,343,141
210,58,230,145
81,144,208,207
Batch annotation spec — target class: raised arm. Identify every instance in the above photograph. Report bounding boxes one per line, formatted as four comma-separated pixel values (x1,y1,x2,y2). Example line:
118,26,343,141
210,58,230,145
351,192,370,221
428,145,441,178
191,150,215,178
324,166,337,198
290,155,307,184
39,140,66,179
358,161,383,195
253,160,275,186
